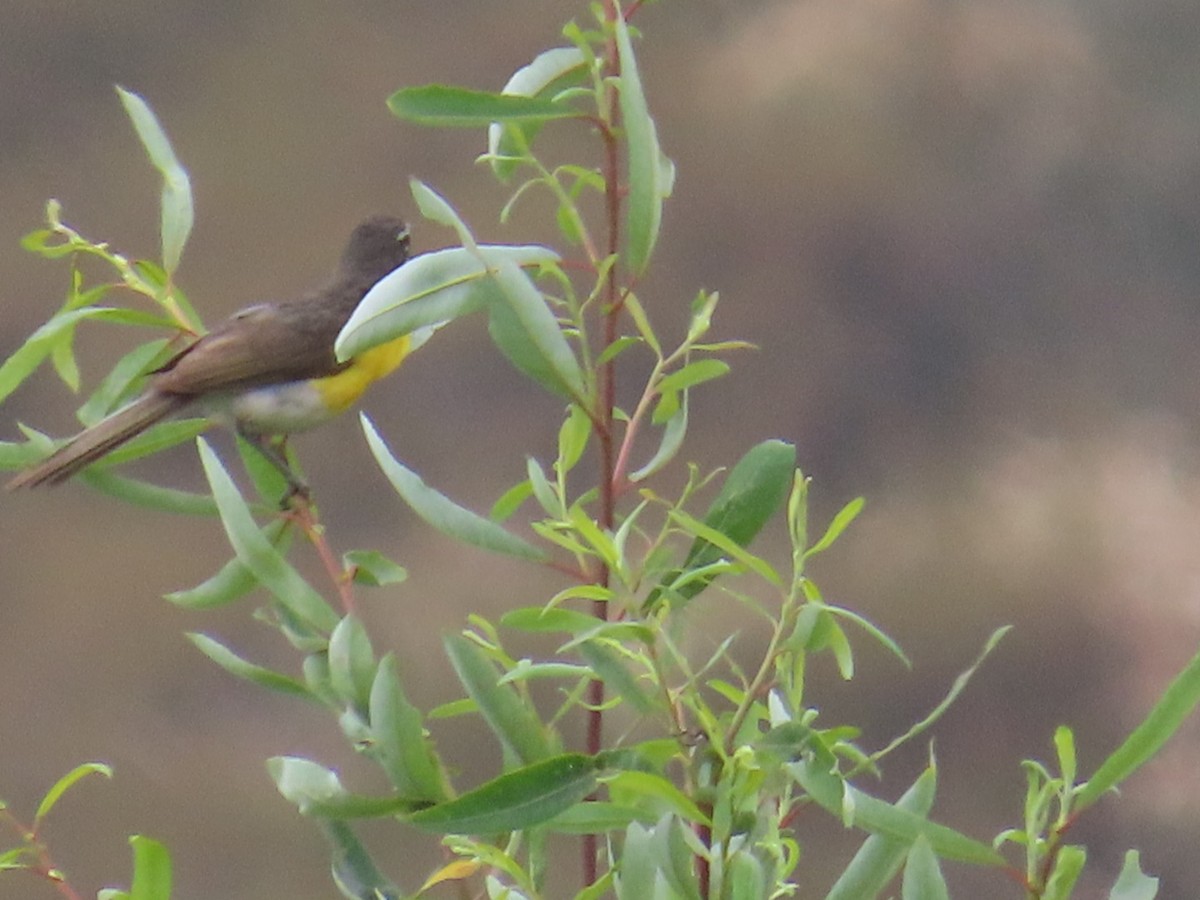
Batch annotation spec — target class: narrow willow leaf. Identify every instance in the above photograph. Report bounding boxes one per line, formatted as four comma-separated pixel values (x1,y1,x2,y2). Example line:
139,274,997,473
656,817,703,900
645,439,795,609
80,469,217,516
805,496,866,559
343,549,407,587
407,753,598,834
1044,845,1086,900
1076,643,1200,810
579,640,657,714
34,763,113,825
77,340,170,426
547,801,648,833
198,439,338,632
603,770,710,825
557,403,592,475
165,519,290,608
526,456,561,517
498,659,589,684
444,632,556,764
87,418,208,469
871,626,1009,762
657,359,730,394
411,179,479,251
329,616,376,712
501,606,601,634
369,655,448,803
388,84,581,127
629,397,688,483
336,244,559,362
726,851,766,900
321,820,402,900
790,759,1004,867
901,836,950,900
187,633,311,699
362,417,547,561
0,307,119,403
488,46,589,181
127,835,173,900
487,255,586,399
490,478,534,522
824,605,910,668
49,329,79,391
827,765,938,900
115,86,192,274
614,13,671,276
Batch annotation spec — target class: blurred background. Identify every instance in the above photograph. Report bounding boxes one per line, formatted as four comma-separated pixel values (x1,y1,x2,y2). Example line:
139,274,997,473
3,0,1200,897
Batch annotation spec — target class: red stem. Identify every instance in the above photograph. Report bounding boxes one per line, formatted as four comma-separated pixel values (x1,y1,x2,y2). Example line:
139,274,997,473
582,0,625,889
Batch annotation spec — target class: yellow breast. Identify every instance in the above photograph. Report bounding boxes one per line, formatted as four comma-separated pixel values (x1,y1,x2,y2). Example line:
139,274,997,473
215,334,414,435
310,334,414,413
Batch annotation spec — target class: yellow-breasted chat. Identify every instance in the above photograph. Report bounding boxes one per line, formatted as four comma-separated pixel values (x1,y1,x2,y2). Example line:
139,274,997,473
7,215,415,491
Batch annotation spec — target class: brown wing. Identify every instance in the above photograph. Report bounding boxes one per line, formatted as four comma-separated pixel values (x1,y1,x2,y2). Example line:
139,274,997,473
152,300,348,396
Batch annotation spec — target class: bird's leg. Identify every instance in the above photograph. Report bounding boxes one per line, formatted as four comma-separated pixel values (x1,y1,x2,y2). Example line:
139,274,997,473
237,429,310,506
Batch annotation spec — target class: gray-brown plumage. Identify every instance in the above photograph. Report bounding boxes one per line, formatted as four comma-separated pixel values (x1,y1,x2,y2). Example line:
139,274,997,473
7,215,410,489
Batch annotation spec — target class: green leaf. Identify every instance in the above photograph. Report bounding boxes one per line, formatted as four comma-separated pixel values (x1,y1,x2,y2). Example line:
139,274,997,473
268,757,423,819
657,359,730,394
1044,845,1086,900
79,468,217,516
805,496,865,558
501,606,603,635
726,851,766,900
77,339,171,426
343,549,408,587
526,455,562,516
827,765,938,900
790,758,1004,867
444,632,556,764
337,244,559,362
557,403,592,475
34,762,113,825
166,524,290,609
579,639,657,714
1109,850,1159,900
321,820,402,900
127,835,172,900
368,654,449,803
388,84,582,127
871,626,1009,763
486,255,586,399
0,308,115,404
87,418,208,470
603,770,710,826
487,46,589,181
646,439,795,609
116,86,192,274
901,835,950,900
362,416,547,561
629,398,687,483
1076,642,1200,810
614,13,673,276
407,753,598,834
490,478,534,522
186,633,311,699
329,616,376,711
547,801,649,833
197,439,339,632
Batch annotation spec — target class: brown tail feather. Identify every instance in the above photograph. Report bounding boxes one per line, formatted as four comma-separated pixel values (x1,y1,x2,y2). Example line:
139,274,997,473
6,392,188,489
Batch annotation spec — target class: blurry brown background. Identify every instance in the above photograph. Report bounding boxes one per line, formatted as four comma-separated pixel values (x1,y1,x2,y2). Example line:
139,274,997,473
3,1,1200,898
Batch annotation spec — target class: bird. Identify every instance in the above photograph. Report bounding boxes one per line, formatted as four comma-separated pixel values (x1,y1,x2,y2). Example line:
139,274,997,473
7,215,414,492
